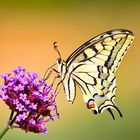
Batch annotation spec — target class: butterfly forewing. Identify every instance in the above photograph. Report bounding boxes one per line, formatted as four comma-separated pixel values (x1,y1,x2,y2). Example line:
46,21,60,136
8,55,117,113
66,29,134,73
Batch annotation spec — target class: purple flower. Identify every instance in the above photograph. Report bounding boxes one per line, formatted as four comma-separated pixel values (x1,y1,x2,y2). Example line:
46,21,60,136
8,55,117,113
13,99,19,105
16,103,24,111
16,112,27,122
29,103,37,110
19,93,27,101
29,118,36,125
0,66,59,134
14,84,24,91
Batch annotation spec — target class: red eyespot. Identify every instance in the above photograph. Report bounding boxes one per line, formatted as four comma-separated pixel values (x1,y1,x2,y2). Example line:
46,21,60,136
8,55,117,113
87,99,95,109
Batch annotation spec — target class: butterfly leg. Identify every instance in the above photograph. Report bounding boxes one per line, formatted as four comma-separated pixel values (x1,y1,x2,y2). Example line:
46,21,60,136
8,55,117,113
43,65,60,85
51,74,60,87
44,68,62,95
54,80,62,94
43,63,57,80
44,68,54,81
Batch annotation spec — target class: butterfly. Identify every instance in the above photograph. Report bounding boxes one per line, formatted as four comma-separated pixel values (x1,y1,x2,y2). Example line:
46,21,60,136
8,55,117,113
44,29,134,119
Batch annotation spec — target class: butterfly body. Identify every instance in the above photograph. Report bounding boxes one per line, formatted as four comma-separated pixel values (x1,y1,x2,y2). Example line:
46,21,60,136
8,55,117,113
56,29,134,117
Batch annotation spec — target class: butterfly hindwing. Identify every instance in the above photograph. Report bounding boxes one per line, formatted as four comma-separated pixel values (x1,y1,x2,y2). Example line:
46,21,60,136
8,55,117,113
67,62,117,113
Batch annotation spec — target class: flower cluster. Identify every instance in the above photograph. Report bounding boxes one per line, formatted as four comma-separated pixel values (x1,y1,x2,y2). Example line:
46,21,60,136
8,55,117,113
0,67,59,134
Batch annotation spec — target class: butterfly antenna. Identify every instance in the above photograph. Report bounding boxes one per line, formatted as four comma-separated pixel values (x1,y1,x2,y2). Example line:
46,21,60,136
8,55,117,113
107,108,115,120
53,42,61,58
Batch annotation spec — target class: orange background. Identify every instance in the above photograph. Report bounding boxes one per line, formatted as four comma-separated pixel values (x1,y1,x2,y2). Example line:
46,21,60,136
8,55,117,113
0,1,140,140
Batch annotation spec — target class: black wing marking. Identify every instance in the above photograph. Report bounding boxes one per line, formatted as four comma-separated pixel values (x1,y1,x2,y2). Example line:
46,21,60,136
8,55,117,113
66,29,134,73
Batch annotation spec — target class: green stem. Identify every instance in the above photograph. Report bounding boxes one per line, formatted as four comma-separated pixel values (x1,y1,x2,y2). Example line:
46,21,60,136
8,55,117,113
0,125,10,139
0,112,18,139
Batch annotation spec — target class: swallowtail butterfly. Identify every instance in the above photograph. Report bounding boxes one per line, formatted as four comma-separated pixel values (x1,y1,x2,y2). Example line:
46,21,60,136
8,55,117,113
45,29,134,119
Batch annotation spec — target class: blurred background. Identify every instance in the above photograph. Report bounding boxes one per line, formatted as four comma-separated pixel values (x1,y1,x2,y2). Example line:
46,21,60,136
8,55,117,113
0,0,140,140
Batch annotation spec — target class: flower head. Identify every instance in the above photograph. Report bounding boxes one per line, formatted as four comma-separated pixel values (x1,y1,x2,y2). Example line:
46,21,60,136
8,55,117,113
0,66,59,134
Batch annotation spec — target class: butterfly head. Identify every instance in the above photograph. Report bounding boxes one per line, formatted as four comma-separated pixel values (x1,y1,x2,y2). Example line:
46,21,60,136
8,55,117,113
56,58,64,68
